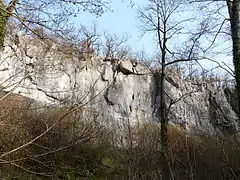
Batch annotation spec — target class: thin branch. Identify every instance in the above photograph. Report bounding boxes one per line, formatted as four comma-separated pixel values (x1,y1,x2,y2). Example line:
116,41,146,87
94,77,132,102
204,18,229,52
204,57,235,77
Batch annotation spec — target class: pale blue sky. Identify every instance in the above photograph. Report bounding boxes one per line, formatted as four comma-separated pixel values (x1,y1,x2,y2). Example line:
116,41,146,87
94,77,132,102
74,0,233,76
75,0,156,56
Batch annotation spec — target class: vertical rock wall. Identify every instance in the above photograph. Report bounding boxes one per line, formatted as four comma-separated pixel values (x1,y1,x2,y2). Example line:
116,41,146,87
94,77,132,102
0,32,238,134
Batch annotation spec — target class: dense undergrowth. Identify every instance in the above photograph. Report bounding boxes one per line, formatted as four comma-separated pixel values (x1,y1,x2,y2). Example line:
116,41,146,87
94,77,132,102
0,94,240,180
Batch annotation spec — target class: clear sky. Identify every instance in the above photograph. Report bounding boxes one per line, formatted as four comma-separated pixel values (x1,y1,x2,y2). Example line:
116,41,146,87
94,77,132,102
74,0,233,77
75,0,156,56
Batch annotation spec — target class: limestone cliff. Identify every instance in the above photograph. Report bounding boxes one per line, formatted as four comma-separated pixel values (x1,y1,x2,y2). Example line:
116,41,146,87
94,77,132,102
0,32,238,134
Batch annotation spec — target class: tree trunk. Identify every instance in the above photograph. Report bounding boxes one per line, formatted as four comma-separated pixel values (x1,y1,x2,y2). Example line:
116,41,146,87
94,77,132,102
228,0,240,118
0,1,8,49
157,15,170,179
160,65,170,180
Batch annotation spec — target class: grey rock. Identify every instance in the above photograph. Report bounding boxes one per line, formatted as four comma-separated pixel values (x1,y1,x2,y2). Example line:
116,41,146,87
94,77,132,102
0,33,238,135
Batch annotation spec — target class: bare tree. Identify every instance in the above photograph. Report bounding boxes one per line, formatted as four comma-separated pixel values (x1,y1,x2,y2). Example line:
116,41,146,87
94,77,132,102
103,32,129,59
138,0,185,179
0,0,111,48
137,0,214,178
76,23,101,59
116,45,135,60
189,0,240,119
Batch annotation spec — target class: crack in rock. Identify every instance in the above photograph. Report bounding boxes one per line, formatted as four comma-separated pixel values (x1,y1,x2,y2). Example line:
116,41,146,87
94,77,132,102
129,93,135,113
28,75,66,103
104,87,114,106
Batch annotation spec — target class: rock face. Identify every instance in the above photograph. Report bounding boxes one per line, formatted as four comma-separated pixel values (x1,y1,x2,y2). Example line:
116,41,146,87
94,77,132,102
0,32,239,134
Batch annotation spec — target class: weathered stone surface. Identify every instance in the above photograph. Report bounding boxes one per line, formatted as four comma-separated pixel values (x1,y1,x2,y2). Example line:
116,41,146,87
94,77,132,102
0,33,238,134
